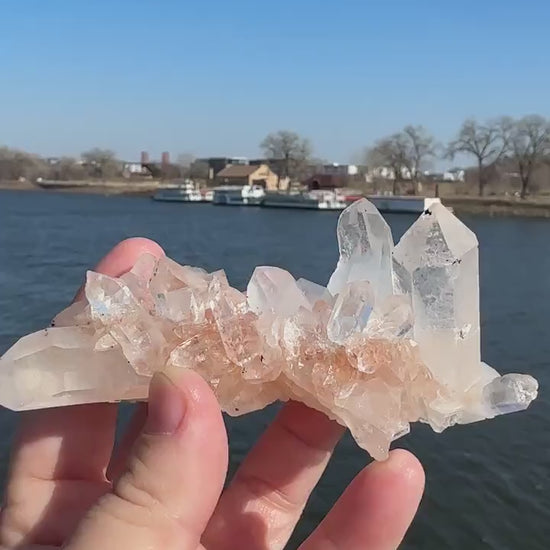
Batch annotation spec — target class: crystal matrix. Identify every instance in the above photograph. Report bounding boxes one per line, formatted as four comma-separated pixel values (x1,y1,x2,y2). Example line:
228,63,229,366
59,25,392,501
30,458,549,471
0,200,538,460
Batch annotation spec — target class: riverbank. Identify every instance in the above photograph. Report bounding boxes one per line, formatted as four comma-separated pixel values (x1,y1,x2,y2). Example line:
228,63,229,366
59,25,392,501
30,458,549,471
443,196,550,218
0,180,158,196
3,181,550,217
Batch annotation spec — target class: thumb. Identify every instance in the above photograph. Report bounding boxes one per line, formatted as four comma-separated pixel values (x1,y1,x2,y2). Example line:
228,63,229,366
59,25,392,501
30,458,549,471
65,369,228,550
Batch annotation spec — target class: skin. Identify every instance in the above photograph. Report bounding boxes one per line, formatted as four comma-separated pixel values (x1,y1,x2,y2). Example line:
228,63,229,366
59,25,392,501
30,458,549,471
0,238,425,550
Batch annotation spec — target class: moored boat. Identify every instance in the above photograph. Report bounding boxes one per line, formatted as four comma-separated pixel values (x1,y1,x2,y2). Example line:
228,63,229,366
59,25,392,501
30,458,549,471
152,182,211,202
366,195,441,213
262,190,347,210
212,184,265,205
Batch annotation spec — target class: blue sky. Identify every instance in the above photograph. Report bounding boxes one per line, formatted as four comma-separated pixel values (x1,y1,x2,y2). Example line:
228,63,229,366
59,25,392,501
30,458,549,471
2,0,549,164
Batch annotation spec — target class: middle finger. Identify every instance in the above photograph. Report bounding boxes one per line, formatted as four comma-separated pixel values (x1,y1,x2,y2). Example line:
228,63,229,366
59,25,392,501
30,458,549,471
202,401,344,550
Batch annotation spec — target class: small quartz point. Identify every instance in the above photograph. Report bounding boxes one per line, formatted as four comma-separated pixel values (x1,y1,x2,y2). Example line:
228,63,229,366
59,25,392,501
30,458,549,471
327,281,375,344
0,199,538,460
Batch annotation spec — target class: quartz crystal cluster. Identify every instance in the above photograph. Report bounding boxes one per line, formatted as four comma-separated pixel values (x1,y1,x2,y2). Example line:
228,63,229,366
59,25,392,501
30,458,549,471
0,200,538,459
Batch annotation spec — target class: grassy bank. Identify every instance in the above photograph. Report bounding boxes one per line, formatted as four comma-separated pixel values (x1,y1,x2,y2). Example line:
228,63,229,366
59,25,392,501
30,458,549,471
442,196,550,218
0,180,158,196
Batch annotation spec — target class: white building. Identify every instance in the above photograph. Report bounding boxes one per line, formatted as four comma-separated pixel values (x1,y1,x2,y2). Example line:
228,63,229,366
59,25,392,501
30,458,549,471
367,166,412,182
322,163,359,176
123,161,146,175
442,168,465,182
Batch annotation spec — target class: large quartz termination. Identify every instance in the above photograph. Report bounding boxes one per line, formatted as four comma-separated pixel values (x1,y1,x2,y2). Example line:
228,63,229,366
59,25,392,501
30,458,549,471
0,200,538,460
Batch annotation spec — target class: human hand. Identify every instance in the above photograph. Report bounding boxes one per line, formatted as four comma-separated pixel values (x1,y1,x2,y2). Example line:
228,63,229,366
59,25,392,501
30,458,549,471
0,238,425,550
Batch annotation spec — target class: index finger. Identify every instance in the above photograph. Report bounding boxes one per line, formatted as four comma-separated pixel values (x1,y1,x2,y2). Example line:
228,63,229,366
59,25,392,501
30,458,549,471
202,401,344,549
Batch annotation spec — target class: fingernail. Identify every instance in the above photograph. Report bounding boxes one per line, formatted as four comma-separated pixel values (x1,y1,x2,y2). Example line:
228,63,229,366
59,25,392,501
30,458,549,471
144,372,187,435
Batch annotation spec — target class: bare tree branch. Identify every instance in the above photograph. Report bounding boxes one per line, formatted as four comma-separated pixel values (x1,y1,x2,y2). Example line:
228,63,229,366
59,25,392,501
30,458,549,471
260,130,312,188
175,153,196,178
366,126,435,195
0,147,48,182
401,125,437,194
509,115,550,198
81,148,120,179
447,118,509,196
366,135,407,195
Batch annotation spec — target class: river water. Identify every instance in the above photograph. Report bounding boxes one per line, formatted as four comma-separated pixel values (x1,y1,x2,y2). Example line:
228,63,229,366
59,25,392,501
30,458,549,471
0,190,548,549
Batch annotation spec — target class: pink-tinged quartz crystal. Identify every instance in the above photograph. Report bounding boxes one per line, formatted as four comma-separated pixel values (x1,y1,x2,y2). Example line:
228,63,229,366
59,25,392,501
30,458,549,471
0,199,538,460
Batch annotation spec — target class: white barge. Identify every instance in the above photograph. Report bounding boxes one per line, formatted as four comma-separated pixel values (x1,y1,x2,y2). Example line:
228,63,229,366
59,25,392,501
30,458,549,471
152,182,212,202
212,184,265,206
365,195,441,213
153,184,443,214
262,190,347,210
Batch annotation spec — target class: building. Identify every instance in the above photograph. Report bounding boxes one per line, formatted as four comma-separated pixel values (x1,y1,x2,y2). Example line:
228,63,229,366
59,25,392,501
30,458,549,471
248,158,271,166
442,168,466,182
422,168,466,182
122,151,179,179
422,171,444,182
367,166,413,182
303,173,350,190
215,163,279,189
122,161,147,176
199,157,248,180
321,163,359,176
302,163,364,190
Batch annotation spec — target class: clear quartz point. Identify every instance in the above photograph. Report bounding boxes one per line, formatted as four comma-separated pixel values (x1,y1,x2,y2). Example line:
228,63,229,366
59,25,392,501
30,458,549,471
0,200,538,460
393,203,480,390
328,198,394,301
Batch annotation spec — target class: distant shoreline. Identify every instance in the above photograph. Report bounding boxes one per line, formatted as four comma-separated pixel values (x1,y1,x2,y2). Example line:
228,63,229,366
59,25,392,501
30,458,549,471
2,181,550,218
442,196,550,218
0,180,155,196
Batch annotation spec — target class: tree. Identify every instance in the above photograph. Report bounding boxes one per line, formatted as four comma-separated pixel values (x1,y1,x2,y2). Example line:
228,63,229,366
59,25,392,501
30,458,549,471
509,115,550,198
0,147,48,182
175,153,195,177
81,148,120,179
367,135,408,195
365,126,436,195
260,130,312,187
176,153,195,167
447,118,509,196
401,125,436,194
50,157,86,180
189,160,210,181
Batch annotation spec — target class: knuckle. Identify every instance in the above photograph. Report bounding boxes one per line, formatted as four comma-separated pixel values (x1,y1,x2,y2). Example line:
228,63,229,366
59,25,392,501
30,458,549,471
234,470,301,515
84,493,185,548
114,437,165,513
